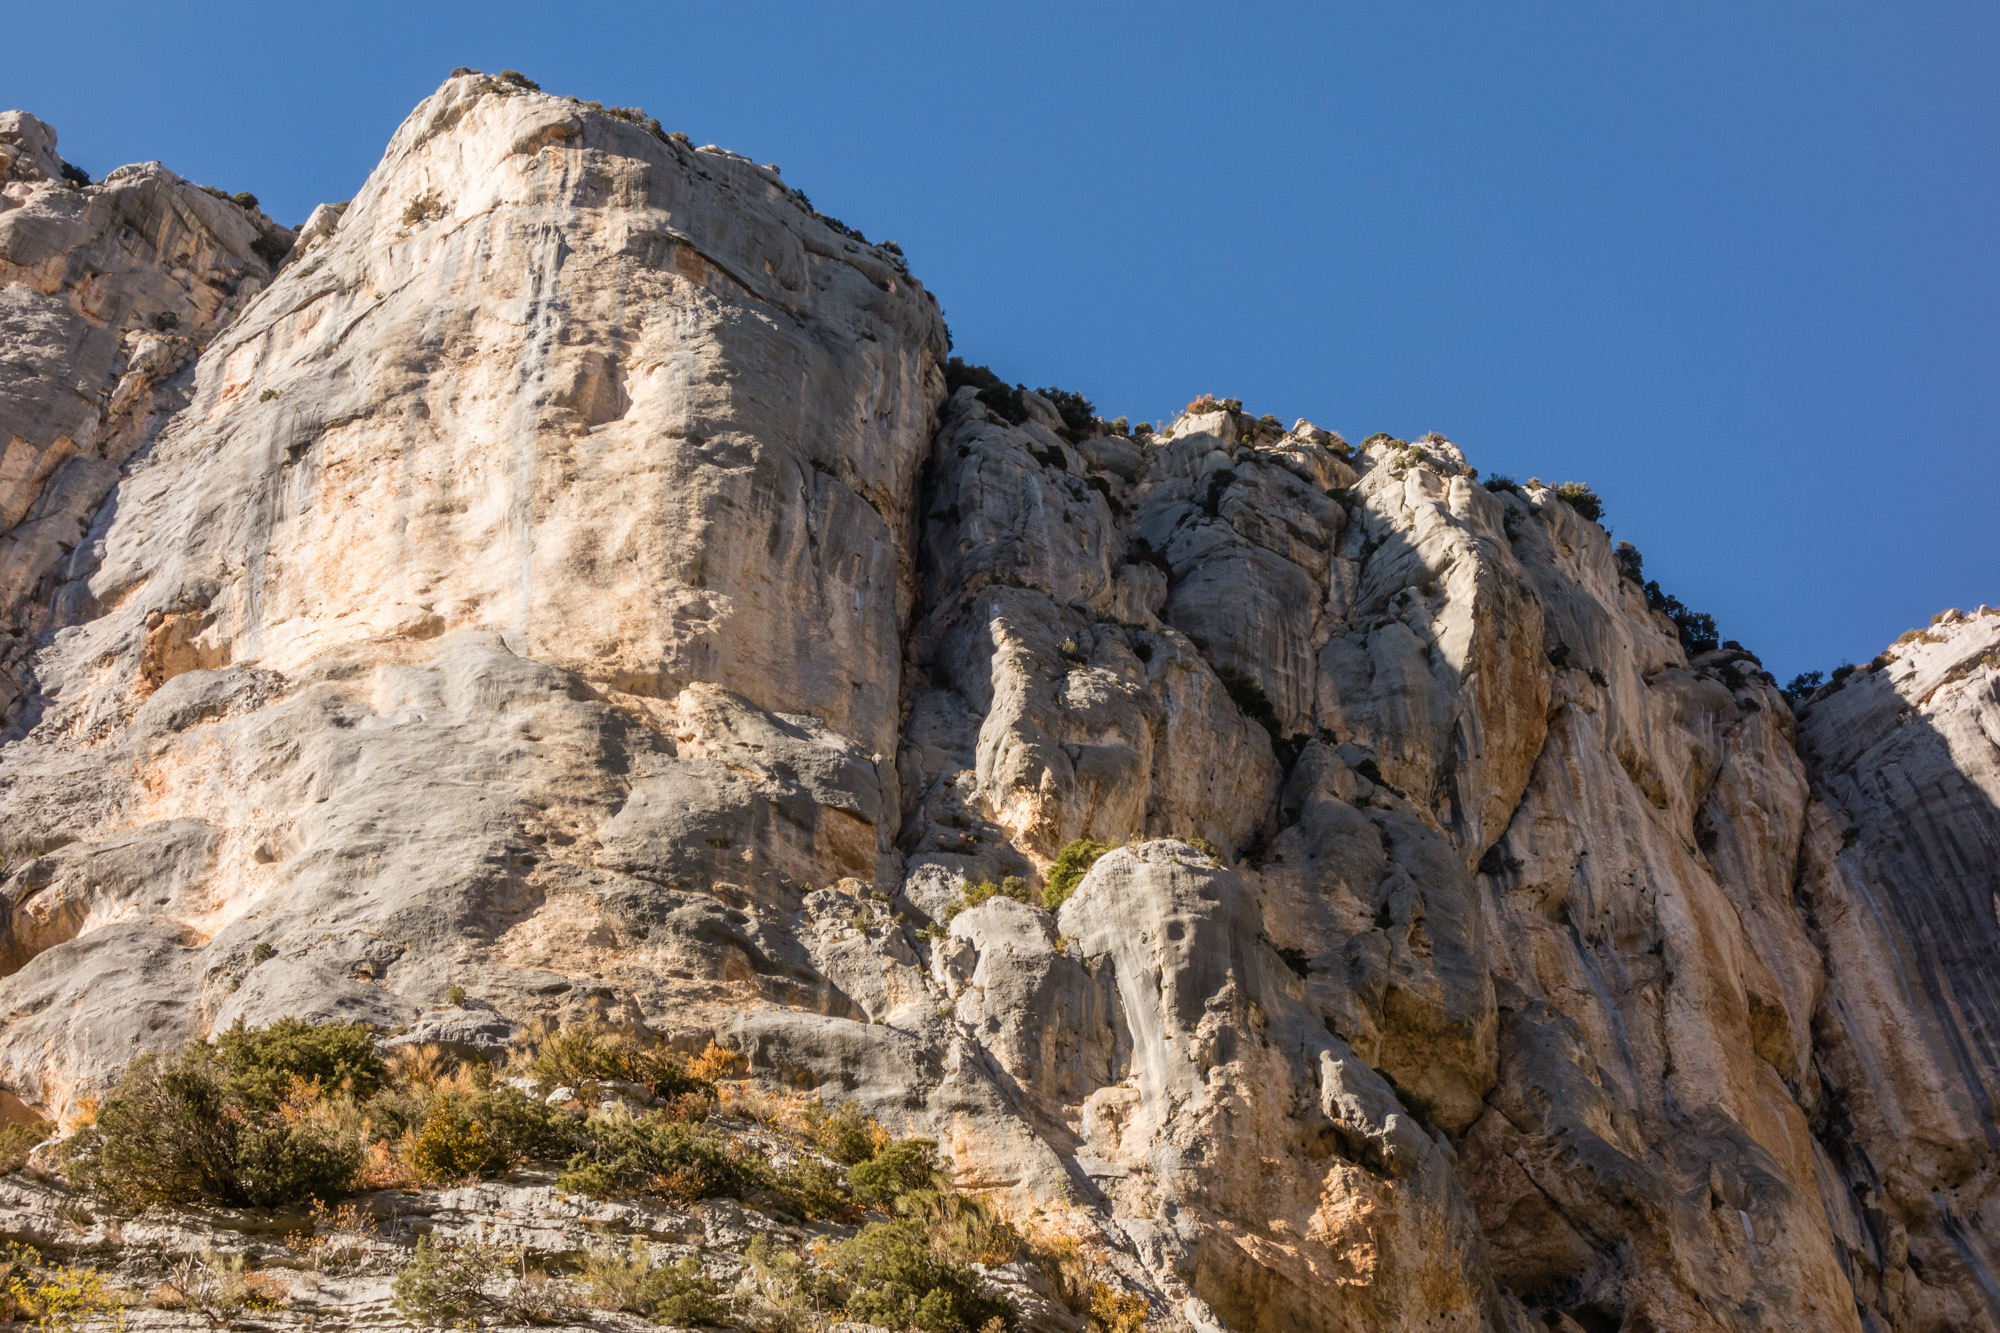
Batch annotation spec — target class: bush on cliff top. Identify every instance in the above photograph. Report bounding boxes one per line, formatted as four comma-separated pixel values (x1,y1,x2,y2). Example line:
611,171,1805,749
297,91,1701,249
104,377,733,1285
1644,581,1721,656
1552,481,1603,523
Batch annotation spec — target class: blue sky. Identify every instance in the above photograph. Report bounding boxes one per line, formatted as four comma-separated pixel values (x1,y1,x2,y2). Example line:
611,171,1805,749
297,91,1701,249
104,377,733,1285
11,2,1996,680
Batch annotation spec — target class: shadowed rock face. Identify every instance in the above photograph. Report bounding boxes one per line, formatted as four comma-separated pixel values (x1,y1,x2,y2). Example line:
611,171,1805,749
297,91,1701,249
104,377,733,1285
2,75,1998,1333
1792,612,2000,1332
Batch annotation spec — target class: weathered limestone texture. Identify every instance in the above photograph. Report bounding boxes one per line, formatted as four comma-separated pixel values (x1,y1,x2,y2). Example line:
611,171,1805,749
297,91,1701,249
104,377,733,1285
2,73,1998,1332
0,112,293,711
1793,609,2000,1331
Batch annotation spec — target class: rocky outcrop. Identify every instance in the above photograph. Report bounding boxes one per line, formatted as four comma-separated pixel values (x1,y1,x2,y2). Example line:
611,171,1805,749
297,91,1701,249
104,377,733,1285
0,112,293,714
2,73,1998,1332
1793,609,2000,1330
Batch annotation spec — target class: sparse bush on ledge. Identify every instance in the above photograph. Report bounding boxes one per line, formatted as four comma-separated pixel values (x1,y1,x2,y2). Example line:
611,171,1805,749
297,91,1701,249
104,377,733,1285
945,875,1036,920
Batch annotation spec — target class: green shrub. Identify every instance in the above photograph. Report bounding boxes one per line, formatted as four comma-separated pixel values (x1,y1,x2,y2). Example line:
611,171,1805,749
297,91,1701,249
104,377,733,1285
579,1238,725,1322
1781,670,1824,705
776,1157,857,1221
62,1043,361,1206
559,1113,770,1203
1044,840,1112,912
1552,481,1603,523
0,1122,49,1172
944,358,1027,426
1034,386,1097,442
804,1099,881,1166
232,1117,370,1205
529,1026,712,1102
408,1096,507,1182
831,1218,1016,1333
1642,582,1723,657
946,876,1035,921
473,1084,586,1163
217,1017,386,1103
392,1232,512,1327
848,1138,946,1211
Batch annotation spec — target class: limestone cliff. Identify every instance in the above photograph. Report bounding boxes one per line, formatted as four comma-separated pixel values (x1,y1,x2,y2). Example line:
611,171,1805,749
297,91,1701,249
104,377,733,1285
0,110,294,713
1,74,1997,1333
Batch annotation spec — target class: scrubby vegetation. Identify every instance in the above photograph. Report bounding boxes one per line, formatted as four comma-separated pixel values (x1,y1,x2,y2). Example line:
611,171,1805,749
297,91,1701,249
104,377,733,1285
1552,481,1603,522
48,1020,1136,1332
1,1245,127,1328
401,191,445,226
577,1239,726,1323
1044,839,1113,912
945,357,1027,426
943,359,1103,443
1036,386,1097,441
59,1018,379,1207
1782,670,1825,705
944,875,1036,920
1643,580,1721,656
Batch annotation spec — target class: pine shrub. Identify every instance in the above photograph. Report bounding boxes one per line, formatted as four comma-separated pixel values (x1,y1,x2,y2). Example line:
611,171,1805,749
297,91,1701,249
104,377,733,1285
1044,840,1113,912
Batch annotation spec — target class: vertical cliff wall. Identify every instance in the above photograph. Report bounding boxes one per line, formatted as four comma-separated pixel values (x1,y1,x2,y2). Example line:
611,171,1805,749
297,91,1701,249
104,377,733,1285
2,75,1997,1333
0,110,293,714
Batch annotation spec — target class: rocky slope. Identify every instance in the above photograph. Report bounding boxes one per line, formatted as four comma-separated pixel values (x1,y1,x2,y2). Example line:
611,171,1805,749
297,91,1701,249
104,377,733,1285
1,73,1997,1332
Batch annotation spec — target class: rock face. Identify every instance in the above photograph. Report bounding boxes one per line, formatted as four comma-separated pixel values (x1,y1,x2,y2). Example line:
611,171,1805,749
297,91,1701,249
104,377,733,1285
1793,610,2000,1331
0,112,294,714
2,74,1999,1332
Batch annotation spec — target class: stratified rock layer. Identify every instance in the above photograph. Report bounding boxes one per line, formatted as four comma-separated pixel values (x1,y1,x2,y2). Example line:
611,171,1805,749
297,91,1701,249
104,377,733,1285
3,75,1999,1333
